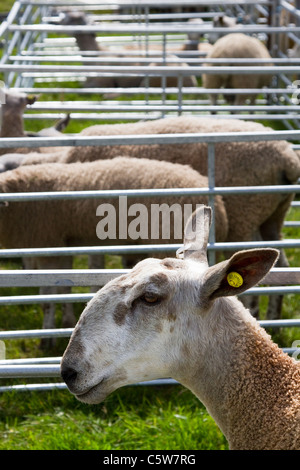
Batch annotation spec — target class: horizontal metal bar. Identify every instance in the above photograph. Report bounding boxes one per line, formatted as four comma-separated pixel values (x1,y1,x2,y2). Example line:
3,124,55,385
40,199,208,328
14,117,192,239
0,293,93,305
0,269,128,287
21,113,300,123
20,0,271,6
1,130,300,149
19,0,270,6
15,86,300,95
284,221,300,227
243,286,300,295
8,24,294,34
259,320,300,329
11,55,300,64
0,383,68,393
0,329,73,340
216,240,300,251
0,267,298,288
0,239,299,260
0,185,298,202
0,286,298,306
25,103,300,113
2,64,300,75
0,365,61,378
0,357,61,365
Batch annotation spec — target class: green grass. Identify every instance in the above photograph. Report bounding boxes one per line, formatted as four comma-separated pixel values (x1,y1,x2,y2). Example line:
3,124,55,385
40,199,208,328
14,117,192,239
0,386,227,450
0,0,14,13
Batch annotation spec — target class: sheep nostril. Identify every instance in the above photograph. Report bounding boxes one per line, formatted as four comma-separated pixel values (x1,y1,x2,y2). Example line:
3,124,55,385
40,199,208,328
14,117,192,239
61,365,78,385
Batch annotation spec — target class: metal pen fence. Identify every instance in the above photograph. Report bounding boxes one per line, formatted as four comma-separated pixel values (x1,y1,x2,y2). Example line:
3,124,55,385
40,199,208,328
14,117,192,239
0,0,299,392
0,129,299,391
1,0,300,125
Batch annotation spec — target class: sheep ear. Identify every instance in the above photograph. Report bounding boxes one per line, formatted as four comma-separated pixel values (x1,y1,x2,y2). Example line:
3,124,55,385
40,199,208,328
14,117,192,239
26,95,38,105
176,205,211,264
201,248,279,300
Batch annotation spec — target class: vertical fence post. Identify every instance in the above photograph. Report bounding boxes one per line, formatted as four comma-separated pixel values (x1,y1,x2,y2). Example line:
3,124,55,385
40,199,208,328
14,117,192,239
178,74,183,116
207,142,216,265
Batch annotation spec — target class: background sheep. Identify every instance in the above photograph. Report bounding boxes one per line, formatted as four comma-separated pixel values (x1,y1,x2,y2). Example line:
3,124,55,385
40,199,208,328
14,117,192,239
202,33,273,106
0,89,37,155
0,89,71,157
56,10,197,89
174,17,213,57
0,157,228,344
207,13,250,44
26,113,71,138
20,115,300,319
61,206,300,450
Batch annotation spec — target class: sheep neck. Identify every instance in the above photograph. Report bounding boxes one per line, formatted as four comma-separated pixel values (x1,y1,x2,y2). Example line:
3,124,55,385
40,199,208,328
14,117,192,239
182,40,199,51
0,110,24,138
75,33,102,52
176,297,300,450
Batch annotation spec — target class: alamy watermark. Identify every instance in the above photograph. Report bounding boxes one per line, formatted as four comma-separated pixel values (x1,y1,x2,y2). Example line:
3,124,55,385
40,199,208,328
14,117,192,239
95,196,204,241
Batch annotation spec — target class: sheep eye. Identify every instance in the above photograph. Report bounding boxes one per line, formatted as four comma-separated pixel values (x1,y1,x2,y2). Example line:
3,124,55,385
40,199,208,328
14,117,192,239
140,293,161,305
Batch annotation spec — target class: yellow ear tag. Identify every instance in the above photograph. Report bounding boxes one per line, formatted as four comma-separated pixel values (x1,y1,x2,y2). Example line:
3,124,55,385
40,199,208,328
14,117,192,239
227,272,243,288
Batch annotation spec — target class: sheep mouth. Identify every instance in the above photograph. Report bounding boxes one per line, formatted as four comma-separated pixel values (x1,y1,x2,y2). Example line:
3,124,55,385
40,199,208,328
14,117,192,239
75,377,106,403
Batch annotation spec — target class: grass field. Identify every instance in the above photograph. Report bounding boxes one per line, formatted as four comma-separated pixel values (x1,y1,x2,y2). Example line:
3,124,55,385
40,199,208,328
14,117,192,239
0,1,299,451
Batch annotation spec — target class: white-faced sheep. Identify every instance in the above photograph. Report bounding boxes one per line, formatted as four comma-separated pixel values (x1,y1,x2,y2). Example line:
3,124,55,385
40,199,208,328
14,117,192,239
202,33,272,107
0,158,228,344
61,205,300,450
56,10,197,88
18,115,300,319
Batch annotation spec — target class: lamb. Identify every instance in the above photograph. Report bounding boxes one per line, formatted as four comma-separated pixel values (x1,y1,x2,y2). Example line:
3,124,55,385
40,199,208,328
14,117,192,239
61,205,300,450
19,115,300,319
57,10,197,89
202,33,272,107
0,158,228,343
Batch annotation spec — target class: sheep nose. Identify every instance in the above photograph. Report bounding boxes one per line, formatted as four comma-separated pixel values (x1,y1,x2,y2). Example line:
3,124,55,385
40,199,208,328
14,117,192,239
61,364,78,387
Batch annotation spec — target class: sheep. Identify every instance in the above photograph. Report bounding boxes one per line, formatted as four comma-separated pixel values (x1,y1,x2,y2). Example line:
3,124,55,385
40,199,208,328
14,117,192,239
279,5,296,56
19,115,300,319
61,205,300,450
173,17,213,57
0,89,71,157
207,13,250,44
0,89,37,155
202,33,272,107
26,113,71,138
56,10,197,89
0,153,27,172
0,158,228,345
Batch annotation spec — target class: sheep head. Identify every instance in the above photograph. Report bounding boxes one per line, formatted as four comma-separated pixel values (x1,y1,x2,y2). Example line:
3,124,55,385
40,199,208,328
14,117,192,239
2,90,37,115
61,206,278,404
